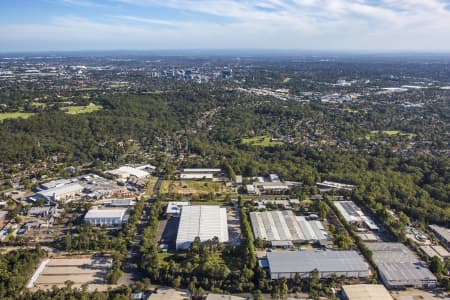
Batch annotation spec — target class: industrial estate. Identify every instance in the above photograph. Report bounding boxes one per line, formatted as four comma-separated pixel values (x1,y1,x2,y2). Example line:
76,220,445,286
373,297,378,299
0,51,449,300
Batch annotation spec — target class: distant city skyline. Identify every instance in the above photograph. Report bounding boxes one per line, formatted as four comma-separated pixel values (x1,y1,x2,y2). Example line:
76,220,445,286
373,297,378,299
1,0,450,52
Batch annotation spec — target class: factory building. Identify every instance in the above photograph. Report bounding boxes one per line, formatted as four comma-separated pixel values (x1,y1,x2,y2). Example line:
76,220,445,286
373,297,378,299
429,224,450,251
264,250,369,279
84,207,128,226
249,210,330,243
366,243,437,289
334,201,379,231
176,205,228,250
35,183,84,203
107,166,149,179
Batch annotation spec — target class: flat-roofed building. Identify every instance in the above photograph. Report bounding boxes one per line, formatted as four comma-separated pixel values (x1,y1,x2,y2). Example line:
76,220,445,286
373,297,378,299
180,173,213,180
183,168,221,173
269,174,280,182
265,251,369,279
317,181,355,191
342,284,393,300
246,184,256,194
432,245,450,259
166,201,190,216
250,210,330,243
36,183,84,203
334,201,379,231
366,242,437,289
255,182,289,194
420,245,441,260
28,206,53,217
107,166,149,179
40,179,73,190
176,205,228,250
84,207,128,226
429,224,450,251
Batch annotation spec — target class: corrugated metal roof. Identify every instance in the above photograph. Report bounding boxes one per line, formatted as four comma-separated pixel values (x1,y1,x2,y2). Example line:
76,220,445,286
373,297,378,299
267,250,368,274
84,208,127,219
37,183,84,198
176,205,228,249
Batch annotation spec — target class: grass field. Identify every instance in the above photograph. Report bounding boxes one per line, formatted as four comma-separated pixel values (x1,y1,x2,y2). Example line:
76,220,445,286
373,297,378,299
282,77,291,83
241,135,284,147
31,102,46,107
366,130,416,139
0,112,35,121
62,104,102,115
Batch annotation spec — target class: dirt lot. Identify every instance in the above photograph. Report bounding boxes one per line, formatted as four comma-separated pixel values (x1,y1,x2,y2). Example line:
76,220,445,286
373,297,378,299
30,256,112,291
161,180,235,195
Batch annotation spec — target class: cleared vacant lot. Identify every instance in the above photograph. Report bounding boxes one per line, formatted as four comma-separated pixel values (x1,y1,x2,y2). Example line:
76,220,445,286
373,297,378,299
161,180,232,195
31,256,112,290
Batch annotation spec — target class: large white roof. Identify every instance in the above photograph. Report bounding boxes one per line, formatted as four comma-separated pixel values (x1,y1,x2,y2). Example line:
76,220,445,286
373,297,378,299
37,183,84,198
176,205,228,249
183,168,221,173
84,207,127,219
180,173,213,180
267,251,368,274
107,166,149,178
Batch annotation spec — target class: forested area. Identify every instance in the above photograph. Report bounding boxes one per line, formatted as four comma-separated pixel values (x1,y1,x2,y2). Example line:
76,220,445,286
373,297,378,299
0,247,45,299
0,86,448,226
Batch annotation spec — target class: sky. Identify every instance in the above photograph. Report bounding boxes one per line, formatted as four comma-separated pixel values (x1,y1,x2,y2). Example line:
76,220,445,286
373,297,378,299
1,0,450,52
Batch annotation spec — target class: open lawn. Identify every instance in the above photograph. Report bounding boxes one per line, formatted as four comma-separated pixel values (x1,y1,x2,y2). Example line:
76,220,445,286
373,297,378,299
0,112,35,121
31,102,46,107
161,180,233,195
366,130,416,140
62,104,102,115
241,135,284,147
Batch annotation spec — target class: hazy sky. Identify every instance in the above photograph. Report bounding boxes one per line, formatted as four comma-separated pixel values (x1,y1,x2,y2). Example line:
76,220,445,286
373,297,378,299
1,0,450,52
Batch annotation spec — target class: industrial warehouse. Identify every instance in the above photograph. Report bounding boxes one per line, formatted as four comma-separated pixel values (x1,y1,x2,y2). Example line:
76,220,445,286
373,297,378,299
84,207,129,226
176,205,229,250
264,250,369,279
333,201,379,231
366,243,437,289
249,210,329,243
